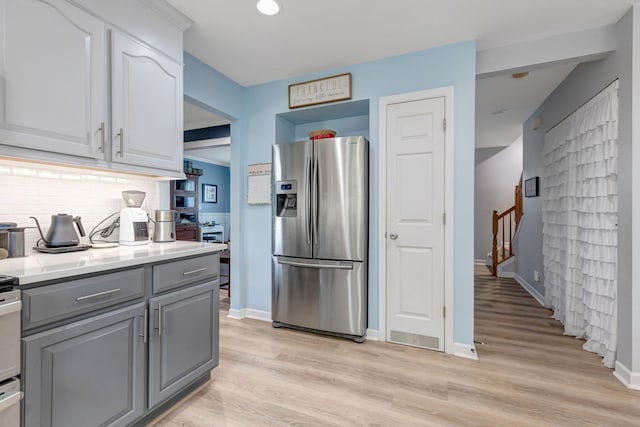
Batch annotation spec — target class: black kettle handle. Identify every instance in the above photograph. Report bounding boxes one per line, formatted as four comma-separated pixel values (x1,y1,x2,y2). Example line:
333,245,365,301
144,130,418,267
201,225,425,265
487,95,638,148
74,216,86,237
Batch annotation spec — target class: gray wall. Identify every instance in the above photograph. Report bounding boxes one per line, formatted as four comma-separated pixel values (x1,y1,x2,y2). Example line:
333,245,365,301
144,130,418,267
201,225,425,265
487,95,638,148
517,10,633,366
474,138,522,260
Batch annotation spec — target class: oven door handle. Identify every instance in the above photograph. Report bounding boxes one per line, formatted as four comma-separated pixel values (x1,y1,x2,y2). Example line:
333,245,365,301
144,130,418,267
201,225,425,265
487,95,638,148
0,390,22,413
0,300,21,317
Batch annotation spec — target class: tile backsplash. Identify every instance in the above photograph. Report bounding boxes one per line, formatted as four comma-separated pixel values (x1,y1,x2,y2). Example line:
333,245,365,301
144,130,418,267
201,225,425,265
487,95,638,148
0,159,160,250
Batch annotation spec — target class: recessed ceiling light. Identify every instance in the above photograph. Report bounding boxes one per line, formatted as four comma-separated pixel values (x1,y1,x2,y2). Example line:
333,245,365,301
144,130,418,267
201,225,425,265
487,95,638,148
257,0,280,15
512,72,529,79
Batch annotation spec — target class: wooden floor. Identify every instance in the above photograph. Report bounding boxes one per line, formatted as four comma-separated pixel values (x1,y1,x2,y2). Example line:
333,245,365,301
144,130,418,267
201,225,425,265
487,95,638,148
150,268,640,426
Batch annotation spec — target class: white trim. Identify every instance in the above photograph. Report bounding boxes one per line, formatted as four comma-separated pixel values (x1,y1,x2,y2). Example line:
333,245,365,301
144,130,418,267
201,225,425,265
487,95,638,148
378,86,455,355
513,273,546,307
365,328,380,341
474,258,487,265
614,360,640,390
226,308,271,322
183,137,231,150
496,257,515,278
227,308,244,320
453,342,478,360
245,309,271,322
141,0,194,30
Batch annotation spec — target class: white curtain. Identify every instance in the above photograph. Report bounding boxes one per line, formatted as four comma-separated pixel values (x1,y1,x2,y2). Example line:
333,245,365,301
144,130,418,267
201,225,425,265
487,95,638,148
541,80,618,368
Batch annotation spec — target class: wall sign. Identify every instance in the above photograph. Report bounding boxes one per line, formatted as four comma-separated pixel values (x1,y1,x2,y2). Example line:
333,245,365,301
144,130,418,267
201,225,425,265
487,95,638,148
289,73,352,109
525,177,540,197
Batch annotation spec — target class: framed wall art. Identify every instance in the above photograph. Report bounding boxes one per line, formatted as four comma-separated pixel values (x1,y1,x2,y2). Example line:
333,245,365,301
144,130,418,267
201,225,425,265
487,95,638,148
524,177,540,198
202,184,217,203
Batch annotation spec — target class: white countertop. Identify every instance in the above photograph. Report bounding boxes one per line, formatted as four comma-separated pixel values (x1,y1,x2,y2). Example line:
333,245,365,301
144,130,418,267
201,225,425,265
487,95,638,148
0,241,227,285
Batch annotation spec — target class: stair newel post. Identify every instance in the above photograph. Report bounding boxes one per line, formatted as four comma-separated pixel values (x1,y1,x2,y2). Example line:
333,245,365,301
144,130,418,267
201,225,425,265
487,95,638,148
492,210,498,276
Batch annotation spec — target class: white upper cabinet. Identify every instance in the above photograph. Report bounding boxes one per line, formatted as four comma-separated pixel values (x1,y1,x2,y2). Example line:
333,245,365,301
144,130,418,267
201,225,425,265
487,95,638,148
0,0,188,176
0,0,106,158
111,31,183,172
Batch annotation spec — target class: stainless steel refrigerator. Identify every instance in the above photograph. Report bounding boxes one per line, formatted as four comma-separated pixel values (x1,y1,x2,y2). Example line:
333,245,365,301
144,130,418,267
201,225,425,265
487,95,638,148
272,136,368,341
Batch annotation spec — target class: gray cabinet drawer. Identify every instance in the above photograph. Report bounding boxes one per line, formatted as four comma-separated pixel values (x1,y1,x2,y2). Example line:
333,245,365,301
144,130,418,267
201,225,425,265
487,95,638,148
153,254,219,294
22,268,145,330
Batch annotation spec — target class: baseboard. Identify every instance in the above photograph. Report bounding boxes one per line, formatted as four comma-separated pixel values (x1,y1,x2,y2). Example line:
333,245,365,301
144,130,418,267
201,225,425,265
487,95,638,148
226,308,244,320
227,308,271,322
226,308,271,322
366,328,379,341
452,342,478,360
245,309,271,322
474,259,487,265
498,271,515,279
513,273,546,307
614,361,640,390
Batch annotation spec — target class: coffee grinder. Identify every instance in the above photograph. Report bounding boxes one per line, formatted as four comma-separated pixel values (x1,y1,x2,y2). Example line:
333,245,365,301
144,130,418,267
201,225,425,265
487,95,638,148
119,190,150,245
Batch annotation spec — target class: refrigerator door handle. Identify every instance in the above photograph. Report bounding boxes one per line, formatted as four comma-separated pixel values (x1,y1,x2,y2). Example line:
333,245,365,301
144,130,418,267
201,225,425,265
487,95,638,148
277,258,354,270
306,154,312,245
313,153,319,245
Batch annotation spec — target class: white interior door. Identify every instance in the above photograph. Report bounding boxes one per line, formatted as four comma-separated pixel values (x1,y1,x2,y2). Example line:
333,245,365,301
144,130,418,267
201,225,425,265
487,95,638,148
386,97,446,351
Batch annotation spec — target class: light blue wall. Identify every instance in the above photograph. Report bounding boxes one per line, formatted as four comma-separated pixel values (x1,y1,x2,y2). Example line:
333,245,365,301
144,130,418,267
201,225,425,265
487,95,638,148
184,41,477,345
190,160,230,213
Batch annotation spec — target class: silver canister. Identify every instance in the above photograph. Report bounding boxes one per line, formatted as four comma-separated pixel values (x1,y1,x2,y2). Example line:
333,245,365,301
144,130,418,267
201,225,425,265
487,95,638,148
153,210,176,242
0,223,25,258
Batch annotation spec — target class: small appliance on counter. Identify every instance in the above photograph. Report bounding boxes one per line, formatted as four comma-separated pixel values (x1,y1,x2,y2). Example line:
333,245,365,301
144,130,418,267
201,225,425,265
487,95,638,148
30,214,91,253
0,223,25,258
153,210,176,242
119,190,150,246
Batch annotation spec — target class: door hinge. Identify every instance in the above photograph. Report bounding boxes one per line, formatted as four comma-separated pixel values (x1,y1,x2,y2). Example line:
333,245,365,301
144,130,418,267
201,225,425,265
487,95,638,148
443,306,446,318
443,118,447,131
442,212,446,225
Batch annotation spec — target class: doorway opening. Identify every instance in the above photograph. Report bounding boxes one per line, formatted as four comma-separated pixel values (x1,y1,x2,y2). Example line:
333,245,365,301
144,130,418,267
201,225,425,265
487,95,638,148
182,98,233,310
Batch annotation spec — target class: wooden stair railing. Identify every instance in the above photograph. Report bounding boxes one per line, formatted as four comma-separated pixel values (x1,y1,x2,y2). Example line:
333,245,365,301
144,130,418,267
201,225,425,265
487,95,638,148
491,175,523,276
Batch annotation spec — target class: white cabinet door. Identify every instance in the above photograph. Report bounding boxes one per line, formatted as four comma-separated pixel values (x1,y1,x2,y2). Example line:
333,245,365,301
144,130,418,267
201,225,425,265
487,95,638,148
111,31,183,173
0,0,106,158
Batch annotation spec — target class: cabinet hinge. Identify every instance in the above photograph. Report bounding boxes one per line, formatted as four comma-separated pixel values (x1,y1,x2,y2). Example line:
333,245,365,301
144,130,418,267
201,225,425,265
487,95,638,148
443,118,447,131
443,306,446,318
442,212,446,225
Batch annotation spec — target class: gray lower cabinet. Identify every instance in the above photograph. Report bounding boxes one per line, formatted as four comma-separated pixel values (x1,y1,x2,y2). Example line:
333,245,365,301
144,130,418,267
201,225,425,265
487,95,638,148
22,302,146,427
148,280,219,409
20,254,221,426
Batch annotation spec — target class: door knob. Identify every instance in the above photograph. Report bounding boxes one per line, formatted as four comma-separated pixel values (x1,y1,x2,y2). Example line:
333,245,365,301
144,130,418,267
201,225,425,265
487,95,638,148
389,232,398,240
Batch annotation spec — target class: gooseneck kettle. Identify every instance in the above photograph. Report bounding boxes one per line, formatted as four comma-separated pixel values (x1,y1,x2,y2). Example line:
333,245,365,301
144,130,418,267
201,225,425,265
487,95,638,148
30,214,86,248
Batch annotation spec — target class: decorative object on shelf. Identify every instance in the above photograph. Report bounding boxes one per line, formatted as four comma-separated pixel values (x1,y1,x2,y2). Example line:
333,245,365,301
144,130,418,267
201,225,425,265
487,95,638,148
289,73,352,109
203,184,218,203
309,129,336,140
182,160,203,175
248,163,272,205
525,176,540,197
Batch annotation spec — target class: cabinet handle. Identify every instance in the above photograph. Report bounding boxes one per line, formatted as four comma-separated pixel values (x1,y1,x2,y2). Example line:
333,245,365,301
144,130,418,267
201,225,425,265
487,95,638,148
98,122,105,153
76,288,121,301
116,127,124,157
156,303,162,336
142,308,148,344
183,267,207,276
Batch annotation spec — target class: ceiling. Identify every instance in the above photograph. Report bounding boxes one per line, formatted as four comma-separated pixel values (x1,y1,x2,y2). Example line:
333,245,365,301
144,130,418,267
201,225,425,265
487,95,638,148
475,62,579,148
183,102,231,166
174,0,633,157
